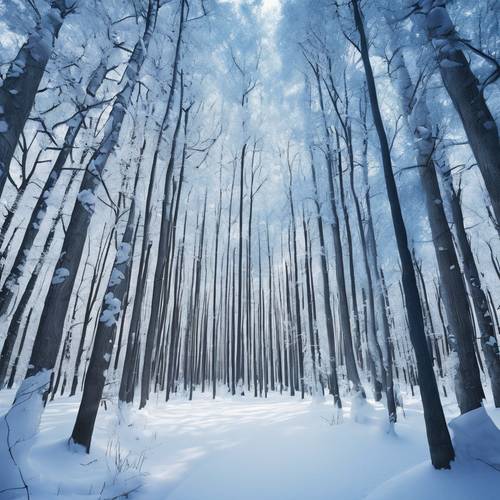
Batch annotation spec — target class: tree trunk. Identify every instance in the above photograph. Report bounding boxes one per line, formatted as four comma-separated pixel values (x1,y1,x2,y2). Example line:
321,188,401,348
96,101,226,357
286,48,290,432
440,170,500,406
0,170,78,387
385,25,484,413
352,0,454,469
4,2,158,454
413,1,500,230
310,152,342,409
312,67,363,395
0,56,109,318
0,0,68,195
287,157,305,398
71,173,139,452
139,81,184,409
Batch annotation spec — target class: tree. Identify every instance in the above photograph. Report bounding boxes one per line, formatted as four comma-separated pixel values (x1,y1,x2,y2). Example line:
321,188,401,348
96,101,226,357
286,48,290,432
411,0,500,231
70,167,139,452
385,17,484,414
0,3,159,476
350,0,454,468
0,0,73,196
310,150,342,408
0,54,110,318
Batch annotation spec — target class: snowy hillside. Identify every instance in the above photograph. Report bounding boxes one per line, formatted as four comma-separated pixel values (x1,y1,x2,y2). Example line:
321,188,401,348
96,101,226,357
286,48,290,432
2,389,500,499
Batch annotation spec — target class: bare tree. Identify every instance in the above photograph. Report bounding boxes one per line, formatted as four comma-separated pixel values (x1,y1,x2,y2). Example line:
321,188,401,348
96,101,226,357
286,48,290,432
351,0,454,469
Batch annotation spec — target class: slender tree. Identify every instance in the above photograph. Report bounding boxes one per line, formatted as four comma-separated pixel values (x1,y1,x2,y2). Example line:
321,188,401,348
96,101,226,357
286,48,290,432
351,0,454,468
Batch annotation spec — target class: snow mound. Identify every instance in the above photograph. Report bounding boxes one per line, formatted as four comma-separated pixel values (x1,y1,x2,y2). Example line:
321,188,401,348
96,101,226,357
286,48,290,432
366,407,500,500
350,392,373,424
365,459,500,500
449,405,500,467
0,392,146,499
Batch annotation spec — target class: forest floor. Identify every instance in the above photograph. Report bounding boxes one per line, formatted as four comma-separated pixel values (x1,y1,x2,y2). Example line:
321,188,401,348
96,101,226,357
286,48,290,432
1,388,500,499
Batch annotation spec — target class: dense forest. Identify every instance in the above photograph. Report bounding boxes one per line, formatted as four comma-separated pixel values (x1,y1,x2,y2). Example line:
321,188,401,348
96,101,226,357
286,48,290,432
0,0,499,498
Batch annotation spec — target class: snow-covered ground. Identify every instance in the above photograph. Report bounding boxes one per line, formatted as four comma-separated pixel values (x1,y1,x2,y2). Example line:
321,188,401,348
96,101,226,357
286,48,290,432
1,389,500,499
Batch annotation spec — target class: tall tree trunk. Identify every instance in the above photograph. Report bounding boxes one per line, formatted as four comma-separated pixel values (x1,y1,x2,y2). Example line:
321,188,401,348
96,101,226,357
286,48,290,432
0,56,109,318
71,172,140,452
440,169,500,406
310,152,342,409
302,213,319,394
236,143,247,392
312,67,363,395
139,80,185,409
322,75,382,401
2,3,158,461
211,170,222,398
354,123,395,418
0,170,78,387
352,0,454,469
335,131,363,388
412,1,500,230
287,154,305,398
385,27,484,413
266,223,276,392
0,0,69,195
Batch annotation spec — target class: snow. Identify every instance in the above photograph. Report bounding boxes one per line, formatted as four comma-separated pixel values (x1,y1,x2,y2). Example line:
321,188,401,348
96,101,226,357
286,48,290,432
425,6,454,37
449,405,500,466
109,268,125,287
77,189,97,214
1,390,499,499
7,57,26,78
0,371,52,498
366,460,499,500
368,405,500,500
440,59,463,69
51,267,70,285
99,292,121,326
115,242,131,265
